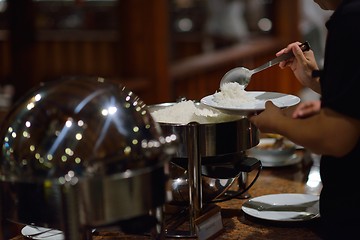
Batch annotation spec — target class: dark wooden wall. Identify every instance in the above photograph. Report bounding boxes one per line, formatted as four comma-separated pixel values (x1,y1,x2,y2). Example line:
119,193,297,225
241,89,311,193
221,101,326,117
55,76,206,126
0,0,302,107
170,0,303,101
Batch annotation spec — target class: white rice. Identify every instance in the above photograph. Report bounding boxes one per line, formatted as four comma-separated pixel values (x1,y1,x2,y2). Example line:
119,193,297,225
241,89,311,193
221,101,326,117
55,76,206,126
213,82,260,107
150,100,241,124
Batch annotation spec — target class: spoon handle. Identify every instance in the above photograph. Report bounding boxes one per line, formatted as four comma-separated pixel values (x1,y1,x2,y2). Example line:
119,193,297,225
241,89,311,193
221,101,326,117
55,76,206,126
251,41,311,74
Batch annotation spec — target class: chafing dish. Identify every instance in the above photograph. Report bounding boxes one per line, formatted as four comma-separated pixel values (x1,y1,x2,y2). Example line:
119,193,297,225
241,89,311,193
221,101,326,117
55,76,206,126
0,77,176,239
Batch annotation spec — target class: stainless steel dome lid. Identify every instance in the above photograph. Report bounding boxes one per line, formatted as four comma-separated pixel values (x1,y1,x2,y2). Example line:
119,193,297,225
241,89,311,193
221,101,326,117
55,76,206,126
0,77,176,182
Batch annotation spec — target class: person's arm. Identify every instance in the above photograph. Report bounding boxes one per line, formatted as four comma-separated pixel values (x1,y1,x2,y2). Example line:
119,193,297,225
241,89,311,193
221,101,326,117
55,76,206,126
249,101,360,157
276,42,321,94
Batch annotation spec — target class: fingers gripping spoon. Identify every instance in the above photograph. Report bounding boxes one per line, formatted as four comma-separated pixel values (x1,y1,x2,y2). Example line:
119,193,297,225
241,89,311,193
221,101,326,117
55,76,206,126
220,41,311,88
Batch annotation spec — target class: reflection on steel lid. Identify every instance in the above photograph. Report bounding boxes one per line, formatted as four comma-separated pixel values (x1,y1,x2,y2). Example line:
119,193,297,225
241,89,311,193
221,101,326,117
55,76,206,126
0,77,174,182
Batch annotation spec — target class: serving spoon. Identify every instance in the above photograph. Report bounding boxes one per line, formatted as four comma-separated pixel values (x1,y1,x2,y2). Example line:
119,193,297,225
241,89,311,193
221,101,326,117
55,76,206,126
220,41,311,88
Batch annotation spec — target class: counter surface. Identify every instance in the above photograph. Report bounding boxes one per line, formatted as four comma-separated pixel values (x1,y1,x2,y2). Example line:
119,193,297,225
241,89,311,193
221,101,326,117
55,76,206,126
10,150,323,240
216,150,322,240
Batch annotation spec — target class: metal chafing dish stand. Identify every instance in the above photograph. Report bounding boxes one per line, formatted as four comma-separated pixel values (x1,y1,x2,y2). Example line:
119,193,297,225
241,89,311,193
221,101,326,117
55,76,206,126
0,77,177,240
148,102,262,239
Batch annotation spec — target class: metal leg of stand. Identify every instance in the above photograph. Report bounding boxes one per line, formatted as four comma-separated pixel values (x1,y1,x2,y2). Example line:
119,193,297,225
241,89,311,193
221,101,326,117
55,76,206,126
186,122,202,236
148,206,165,240
164,123,204,238
223,172,251,199
236,172,251,199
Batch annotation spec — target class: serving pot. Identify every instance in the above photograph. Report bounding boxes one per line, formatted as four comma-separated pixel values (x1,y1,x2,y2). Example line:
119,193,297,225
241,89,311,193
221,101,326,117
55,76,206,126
148,102,261,205
0,77,177,239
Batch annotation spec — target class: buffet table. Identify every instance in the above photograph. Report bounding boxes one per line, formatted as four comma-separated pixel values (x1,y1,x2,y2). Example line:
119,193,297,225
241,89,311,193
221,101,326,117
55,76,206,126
10,149,323,240
215,149,322,240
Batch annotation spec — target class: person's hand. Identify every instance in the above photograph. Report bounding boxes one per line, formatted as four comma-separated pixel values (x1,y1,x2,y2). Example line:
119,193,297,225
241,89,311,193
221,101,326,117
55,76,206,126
276,42,321,94
249,101,285,134
291,100,321,118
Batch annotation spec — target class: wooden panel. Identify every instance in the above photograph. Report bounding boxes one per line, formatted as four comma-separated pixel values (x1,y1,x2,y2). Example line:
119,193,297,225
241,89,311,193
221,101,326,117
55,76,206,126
29,40,119,81
1,0,162,104
118,0,171,104
170,0,302,102
272,0,301,42
171,36,303,102
0,40,11,83
1,0,301,106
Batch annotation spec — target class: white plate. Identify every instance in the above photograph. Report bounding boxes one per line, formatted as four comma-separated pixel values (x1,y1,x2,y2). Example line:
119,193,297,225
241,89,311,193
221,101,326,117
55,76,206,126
247,138,296,164
200,91,300,115
242,193,320,222
257,153,302,167
21,225,64,240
